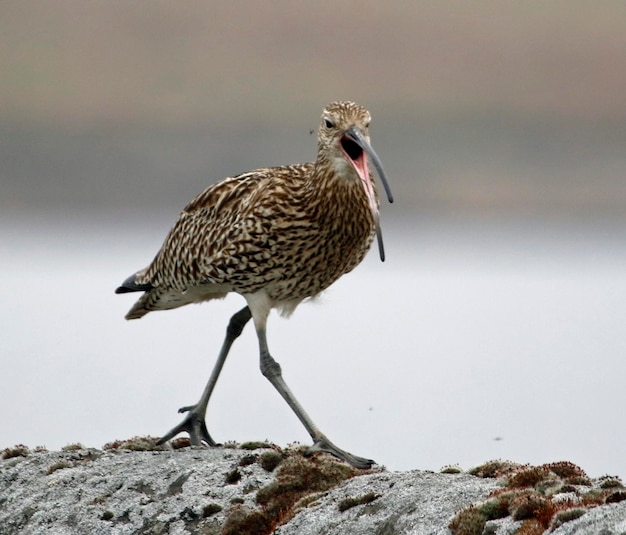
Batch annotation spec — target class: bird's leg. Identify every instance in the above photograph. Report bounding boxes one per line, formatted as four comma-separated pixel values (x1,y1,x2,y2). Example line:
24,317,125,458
255,325,375,469
157,306,252,446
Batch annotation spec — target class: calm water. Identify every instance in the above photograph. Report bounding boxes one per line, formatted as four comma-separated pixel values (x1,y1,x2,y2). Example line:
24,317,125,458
2,215,625,479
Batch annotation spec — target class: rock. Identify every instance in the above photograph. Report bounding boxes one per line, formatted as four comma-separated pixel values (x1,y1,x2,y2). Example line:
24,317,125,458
551,501,626,534
275,470,498,535
0,445,277,535
1,444,624,535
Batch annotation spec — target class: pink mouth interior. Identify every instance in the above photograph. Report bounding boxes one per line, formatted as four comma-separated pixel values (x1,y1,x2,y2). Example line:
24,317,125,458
342,139,378,216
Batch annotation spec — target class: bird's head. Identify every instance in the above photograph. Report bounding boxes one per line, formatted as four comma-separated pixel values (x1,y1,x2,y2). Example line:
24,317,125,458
317,101,393,260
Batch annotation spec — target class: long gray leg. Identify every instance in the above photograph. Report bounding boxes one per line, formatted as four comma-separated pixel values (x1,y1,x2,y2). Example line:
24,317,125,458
157,306,252,446
256,324,374,469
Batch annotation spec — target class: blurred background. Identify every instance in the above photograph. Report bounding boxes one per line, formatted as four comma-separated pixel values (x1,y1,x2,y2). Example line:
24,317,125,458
2,2,625,479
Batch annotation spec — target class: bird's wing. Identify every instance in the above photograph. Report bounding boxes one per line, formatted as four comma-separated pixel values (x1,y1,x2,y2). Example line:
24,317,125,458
135,165,312,290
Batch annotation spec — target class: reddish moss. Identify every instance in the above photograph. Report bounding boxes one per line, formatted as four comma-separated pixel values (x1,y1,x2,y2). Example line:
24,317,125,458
171,437,191,449
451,460,619,535
256,454,356,520
581,489,606,506
545,461,586,480
222,449,361,535
516,519,545,535
221,505,274,535
510,491,553,522
103,436,164,451
468,460,520,479
507,466,553,489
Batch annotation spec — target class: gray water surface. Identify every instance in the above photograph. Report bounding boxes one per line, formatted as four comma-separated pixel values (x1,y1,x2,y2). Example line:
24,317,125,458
2,215,624,479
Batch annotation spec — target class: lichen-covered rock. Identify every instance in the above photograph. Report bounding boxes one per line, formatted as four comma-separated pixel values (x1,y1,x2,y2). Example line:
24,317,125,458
1,444,625,535
275,470,498,535
0,445,278,535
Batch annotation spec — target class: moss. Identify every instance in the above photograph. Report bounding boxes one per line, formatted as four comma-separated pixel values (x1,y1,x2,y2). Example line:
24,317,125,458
449,505,487,535
103,436,165,451
225,468,242,484
479,496,511,520
545,461,586,480
202,503,223,517
338,492,380,512
468,460,520,479
239,454,258,467
506,466,553,489
440,465,463,474
101,511,114,521
222,505,274,535
223,450,361,535
606,491,626,504
581,489,606,506
258,451,283,472
566,475,592,486
294,492,325,510
599,476,624,489
1,444,30,459
552,508,586,528
240,441,272,450
46,461,71,475
516,519,545,535
510,492,553,523
256,453,357,514
171,437,191,449
62,443,84,452
452,459,619,535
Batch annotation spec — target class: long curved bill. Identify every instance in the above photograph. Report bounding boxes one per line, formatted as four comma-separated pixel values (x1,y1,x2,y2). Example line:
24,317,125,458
344,126,393,262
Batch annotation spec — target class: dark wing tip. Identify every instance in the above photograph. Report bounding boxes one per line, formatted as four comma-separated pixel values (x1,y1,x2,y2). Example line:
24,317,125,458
115,274,154,294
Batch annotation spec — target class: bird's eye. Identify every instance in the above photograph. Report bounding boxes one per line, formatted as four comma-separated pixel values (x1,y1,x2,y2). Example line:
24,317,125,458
324,119,334,129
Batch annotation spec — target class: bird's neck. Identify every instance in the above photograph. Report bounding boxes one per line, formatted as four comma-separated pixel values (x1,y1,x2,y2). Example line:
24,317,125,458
306,154,375,228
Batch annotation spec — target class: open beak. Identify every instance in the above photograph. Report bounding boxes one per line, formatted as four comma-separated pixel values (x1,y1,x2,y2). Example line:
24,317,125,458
341,126,393,261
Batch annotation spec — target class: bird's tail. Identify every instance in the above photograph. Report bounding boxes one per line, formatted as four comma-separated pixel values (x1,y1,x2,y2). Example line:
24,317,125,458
115,272,154,294
115,271,154,320
125,297,152,320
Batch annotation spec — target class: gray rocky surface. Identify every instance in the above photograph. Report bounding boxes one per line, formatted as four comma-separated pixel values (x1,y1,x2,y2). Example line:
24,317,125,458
275,469,497,535
0,445,277,534
1,445,625,535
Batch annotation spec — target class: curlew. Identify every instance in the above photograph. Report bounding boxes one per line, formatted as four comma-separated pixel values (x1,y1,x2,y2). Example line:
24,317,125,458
115,101,393,468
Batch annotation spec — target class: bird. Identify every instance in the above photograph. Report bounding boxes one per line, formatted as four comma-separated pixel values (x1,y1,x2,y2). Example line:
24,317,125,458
115,101,393,469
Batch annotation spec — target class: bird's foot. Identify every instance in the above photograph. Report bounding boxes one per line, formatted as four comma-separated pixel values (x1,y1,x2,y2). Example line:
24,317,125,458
156,405,218,447
306,436,375,469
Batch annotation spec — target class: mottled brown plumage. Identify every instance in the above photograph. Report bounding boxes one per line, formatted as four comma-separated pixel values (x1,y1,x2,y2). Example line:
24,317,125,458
116,101,392,468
